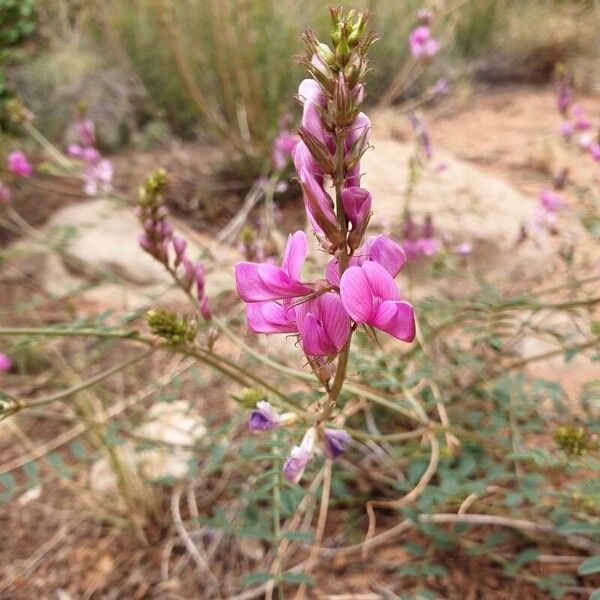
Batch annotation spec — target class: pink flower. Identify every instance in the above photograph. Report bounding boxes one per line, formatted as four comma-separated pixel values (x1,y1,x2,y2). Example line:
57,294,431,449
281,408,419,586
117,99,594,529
298,78,326,107
327,234,406,286
295,292,350,357
341,186,372,231
272,130,299,170
417,237,440,256
345,113,371,187
0,353,12,372
283,428,316,484
294,143,338,236
324,428,352,459
246,300,298,334
560,121,574,140
235,230,313,302
0,182,11,204
8,151,32,177
339,261,416,342
409,26,440,60
539,188,567,212
83,159,113,196
573,105,591,131
590,143,600,162
76,118,96,147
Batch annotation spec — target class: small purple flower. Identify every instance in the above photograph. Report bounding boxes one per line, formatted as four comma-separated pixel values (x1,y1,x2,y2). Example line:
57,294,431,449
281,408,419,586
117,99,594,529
235,231,313,302
340,261,416,343
249,401,281,432
8,151,32,177
324,428,352,459
556,79,573,115
590,143,600,163
409,26,440,60
249,401,297,433
0,353,12,373
272,126,299,170
283,428,316,484
539,188,567,212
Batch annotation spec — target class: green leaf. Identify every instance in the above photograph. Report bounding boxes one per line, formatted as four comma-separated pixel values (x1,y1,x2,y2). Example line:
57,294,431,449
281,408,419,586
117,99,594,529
589,589,600,600
281,531,313,543
578,555,600,576
241,572,272,586
281,572,314,585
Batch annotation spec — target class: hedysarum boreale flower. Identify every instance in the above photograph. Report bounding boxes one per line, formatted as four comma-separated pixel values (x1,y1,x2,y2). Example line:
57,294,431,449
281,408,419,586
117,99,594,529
324,428,352,458
340,261,415,342
283,427,316,484
248,401,297,433
235,231,314,302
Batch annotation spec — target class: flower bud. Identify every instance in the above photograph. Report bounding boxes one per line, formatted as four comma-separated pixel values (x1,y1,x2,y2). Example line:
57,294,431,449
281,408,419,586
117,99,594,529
173,236,187,267
200,296,212,320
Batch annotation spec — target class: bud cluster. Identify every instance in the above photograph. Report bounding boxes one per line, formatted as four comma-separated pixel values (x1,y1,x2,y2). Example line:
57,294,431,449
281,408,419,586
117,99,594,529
67,111,113,196
137,170,211,320
146,308,198,346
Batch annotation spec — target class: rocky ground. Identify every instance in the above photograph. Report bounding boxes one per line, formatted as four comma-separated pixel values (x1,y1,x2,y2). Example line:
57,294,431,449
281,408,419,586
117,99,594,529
0,86,599,598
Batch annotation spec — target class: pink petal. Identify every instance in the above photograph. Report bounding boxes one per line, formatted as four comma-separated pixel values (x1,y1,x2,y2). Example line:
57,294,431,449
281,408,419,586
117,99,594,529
363,235,406,277
246,302,297,334
298,79,325,106
325,258,341,287
300,313,335,356
235,262,275,302
341,187,371,227
339,266,374,323
257,263,313,298
318,293,350,351
282,231,308,281
371,300,416,342
362,261,399,302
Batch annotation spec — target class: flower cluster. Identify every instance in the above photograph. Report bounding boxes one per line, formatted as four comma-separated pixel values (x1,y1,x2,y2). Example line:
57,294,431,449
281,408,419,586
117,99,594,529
556,73,599,163
272,114,299,171
409,10,440,61
137,170,211,320
236,9,416,483
68,116,114,196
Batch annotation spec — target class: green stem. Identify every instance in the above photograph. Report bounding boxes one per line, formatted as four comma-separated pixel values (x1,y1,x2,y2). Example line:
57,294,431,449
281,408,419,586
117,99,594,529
22,348,156,409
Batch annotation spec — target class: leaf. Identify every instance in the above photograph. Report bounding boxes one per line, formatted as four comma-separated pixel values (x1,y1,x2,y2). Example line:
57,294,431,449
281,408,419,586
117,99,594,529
578,555,600,576
281,531,313,543
558,522,600,536
281,572,314,585
241,572,272,586
589,589,600,600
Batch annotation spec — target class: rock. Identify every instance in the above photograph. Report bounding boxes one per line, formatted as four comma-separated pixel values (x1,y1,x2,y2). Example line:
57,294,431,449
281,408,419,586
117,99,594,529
90,400,206,493
45,199,170,286
361,136,553,284
35,198,240,311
